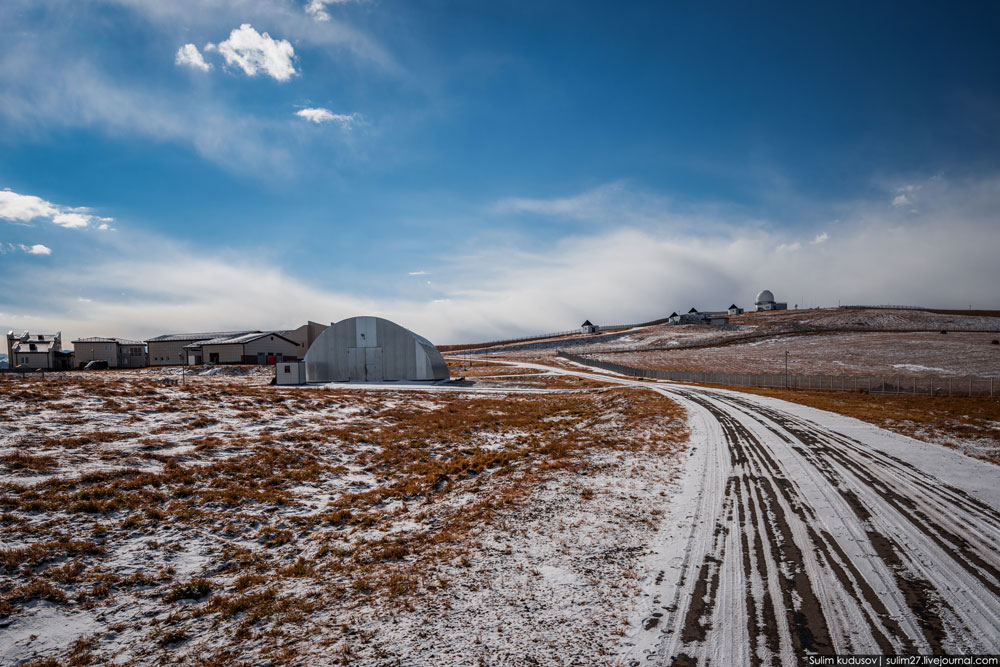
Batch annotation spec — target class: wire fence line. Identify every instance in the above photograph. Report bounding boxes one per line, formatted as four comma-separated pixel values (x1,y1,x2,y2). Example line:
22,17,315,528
557,351,999,397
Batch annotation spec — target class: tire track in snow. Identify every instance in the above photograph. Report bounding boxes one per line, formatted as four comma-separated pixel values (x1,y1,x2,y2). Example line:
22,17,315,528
622,384,1000,665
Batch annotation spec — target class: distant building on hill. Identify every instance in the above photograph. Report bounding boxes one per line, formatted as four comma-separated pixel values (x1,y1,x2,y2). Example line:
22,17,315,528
673,308,729,326
580,320,600,334
755,290,788,311
6,331,74,370
73,337,148,368
728,304,744,315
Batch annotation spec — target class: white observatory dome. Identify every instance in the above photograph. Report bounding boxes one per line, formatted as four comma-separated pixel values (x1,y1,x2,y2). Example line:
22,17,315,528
755,290,775,305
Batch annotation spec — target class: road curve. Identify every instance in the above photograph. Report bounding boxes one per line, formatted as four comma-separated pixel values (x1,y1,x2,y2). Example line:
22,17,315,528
467,359,1000,664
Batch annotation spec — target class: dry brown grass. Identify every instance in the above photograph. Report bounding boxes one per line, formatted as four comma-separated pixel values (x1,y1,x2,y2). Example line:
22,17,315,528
735,387,1000,463
0,369,688,664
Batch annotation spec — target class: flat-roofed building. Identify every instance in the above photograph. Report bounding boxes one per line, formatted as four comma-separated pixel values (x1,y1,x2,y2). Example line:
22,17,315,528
72,337,148,368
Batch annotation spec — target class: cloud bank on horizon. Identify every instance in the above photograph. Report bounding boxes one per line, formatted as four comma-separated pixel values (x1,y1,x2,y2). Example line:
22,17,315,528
1,1,999,344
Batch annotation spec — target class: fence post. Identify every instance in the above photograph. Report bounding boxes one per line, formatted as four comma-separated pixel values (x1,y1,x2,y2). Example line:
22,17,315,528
949,378,952,396
969,376,972,397
912,377,916,395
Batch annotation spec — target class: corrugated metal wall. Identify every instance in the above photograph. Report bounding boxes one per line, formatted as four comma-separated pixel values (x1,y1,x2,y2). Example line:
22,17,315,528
305,316,449,383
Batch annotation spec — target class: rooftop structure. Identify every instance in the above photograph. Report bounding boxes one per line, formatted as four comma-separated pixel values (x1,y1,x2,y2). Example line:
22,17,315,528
6,331,73,370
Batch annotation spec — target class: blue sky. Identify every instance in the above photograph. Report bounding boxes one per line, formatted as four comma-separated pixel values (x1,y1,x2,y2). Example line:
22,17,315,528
2,1,999,344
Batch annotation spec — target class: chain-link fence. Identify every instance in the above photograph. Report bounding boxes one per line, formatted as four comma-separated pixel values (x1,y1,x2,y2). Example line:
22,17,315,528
558,351,999,397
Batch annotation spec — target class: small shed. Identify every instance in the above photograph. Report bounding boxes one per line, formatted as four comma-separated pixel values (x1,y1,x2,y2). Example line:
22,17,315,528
276,361,306,385
728,304,744,316
580,320,600,334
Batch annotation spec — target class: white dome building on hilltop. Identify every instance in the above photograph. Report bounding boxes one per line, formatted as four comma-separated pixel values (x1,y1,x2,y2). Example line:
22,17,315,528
755,289,787,312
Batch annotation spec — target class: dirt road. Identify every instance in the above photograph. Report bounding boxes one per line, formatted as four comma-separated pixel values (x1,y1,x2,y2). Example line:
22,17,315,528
486,360,1000,664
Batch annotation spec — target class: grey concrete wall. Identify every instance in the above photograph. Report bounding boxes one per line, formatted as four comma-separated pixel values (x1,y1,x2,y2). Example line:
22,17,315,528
148,341,190,366
74,342,118,367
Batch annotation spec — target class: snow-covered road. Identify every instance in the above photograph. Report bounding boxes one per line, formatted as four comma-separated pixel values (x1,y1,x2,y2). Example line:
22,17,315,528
624,385,1000,665
467,358,1000,663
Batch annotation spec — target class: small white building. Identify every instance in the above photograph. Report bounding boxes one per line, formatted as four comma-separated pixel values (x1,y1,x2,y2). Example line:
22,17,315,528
728,304,744,316
580,320,600,334
184,332,304,365
276,361,306,385
73,337,148,368
755,290,788,312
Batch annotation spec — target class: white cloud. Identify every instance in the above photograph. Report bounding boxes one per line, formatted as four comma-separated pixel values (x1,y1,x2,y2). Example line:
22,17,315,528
811,232,829,244
0,189,109,229
0,241,52,255
892,194,911,207
408,270,429,276
175,43,212,72
5,176,999,346
215,24,296,82
0,189,58,222
305,0,353,22
295,107,358,127
52,212,91,229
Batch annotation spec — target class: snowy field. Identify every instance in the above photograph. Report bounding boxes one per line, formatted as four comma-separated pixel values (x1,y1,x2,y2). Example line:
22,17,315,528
0,366,687,664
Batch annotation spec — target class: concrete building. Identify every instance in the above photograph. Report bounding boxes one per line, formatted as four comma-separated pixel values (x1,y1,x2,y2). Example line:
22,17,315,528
146,331,259,366
6,331,74,370
304,316,450,383
73,337,148,368
580,320,600,334
281,321,328,349
755,290,788,312
728,304,744,316
184,332,304,365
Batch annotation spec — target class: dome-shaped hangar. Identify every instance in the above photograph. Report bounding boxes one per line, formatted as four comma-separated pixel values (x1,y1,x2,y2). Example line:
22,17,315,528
304,316,450,383
755,290,775,306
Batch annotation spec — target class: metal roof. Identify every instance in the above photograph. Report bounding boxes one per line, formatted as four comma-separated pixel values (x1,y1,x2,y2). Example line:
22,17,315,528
146,330,259,343
72,337,145,345
183,332,298,348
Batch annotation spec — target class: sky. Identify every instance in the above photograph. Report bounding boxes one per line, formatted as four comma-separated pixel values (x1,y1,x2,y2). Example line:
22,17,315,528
2,1,999,346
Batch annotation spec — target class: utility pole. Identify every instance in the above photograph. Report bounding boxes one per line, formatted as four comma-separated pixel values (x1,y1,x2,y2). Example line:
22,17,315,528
180,351,185,386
